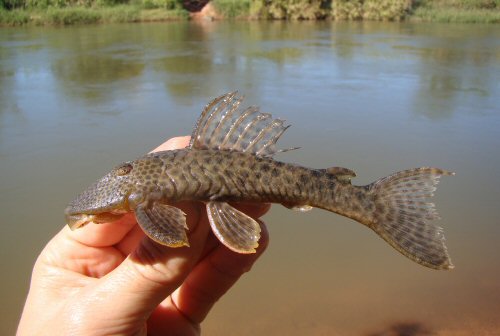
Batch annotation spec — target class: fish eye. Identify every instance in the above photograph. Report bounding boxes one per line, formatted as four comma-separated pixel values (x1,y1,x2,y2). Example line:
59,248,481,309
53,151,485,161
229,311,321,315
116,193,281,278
115,163,133,176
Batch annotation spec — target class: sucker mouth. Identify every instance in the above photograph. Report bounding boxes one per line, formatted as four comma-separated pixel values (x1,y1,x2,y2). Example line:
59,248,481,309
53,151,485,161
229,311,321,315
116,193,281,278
65,212,125,230
66,213,94,230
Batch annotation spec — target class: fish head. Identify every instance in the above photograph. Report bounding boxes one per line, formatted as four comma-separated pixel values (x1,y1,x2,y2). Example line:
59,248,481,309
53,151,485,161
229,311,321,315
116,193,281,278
65,159,150,230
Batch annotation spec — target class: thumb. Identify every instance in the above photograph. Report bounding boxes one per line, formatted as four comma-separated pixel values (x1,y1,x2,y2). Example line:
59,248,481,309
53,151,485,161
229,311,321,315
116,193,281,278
94,203,210,324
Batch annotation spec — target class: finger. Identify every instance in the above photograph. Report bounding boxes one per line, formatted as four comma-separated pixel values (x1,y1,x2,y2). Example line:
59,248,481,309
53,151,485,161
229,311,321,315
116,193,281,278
95,202,210,321
66,213,137,247
148,297,201,336
115,224,145,255
38,227,127,278
151,136,191,153
169,220,269,324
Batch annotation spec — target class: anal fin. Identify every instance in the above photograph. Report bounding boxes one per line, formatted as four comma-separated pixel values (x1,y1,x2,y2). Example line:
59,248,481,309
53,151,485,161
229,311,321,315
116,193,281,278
135,203,189,247
206,201,261,253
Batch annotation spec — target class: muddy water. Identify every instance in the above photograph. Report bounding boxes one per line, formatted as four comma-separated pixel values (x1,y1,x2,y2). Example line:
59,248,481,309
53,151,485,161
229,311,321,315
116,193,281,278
1,21,499,335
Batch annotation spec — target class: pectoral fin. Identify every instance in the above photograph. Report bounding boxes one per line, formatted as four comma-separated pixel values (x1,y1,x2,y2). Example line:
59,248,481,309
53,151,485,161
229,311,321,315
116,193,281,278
135,203,189,247
206,201,261,253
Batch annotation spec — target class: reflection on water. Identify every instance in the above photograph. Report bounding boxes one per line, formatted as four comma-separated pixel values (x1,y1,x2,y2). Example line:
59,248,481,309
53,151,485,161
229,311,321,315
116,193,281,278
53,55,145,103
1,21,500,335
249,47,304,64
366,321,433,336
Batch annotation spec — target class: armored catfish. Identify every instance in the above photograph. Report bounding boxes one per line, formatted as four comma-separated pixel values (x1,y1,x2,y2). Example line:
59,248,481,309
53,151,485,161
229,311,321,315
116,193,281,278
65,92,454,270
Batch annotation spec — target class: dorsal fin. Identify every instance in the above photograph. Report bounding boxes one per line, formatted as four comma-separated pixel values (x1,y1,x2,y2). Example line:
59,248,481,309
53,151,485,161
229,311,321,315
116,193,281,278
189,92,297,156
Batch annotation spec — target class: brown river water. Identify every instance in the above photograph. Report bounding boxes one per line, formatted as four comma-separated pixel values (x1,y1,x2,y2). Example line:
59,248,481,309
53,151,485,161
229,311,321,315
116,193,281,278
1,21,499,335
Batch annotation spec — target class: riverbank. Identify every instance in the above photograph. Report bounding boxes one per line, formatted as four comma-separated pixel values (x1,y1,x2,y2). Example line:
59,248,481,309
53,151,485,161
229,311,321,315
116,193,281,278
1,0,499,26
0,6,188,25
412,0,500,23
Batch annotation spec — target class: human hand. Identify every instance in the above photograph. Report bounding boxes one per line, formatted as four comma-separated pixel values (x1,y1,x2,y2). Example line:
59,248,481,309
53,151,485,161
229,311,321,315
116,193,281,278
17,136,270,336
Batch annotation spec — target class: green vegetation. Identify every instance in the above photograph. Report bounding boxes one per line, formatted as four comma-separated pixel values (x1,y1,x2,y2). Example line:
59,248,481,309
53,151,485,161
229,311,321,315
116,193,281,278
0,6,189,25
412,0,500,23
330,0,412,21
0,8,30,25
212,0,250,18
212,0,412,21
245,0,499,22
248,0,330,20
1,0,499,26
0,0,188,25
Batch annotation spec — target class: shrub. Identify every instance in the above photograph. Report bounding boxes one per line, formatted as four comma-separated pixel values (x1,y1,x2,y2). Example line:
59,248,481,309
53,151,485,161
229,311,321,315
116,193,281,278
286,0,330,19
45,7,101,24
363,0,413,21
252,0,330,20
1,0,25,9
213,0,250,18
139,0,181,9
100,4,139,20
24,0,67,9
0,8,30,23
94,0,129,7
332,0,363,20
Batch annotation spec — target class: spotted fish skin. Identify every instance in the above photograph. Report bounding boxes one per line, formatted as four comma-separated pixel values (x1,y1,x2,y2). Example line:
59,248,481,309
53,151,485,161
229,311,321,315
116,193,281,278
141,150,339,204
66,150,356,218
65,92,454,269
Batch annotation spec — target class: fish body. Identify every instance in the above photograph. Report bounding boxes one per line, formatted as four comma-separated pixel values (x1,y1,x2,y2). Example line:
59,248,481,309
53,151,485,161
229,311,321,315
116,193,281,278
66,92,454,269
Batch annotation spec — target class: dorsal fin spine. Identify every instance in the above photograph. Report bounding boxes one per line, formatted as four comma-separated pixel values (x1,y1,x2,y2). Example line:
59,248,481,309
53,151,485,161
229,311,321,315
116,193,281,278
244,114,274,153
200,93,236,147
190,93,227,148
189,92,297,156
235,113,272,150
210,94,242,149
220,106,259,149
231,110,264,150
256,121,287,156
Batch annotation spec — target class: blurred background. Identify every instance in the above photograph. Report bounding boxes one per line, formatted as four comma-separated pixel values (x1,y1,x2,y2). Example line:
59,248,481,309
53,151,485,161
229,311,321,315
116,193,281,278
1,20,499,335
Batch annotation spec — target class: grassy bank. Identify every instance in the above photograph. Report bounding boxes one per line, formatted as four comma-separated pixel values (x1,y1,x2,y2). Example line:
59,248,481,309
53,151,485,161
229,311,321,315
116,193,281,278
1,0,499,26
412,0,500,23
0,0,189,26
0,6,188,25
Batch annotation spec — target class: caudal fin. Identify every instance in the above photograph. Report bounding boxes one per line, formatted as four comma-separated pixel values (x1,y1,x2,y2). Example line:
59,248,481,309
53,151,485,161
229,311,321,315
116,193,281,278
368,167,454,270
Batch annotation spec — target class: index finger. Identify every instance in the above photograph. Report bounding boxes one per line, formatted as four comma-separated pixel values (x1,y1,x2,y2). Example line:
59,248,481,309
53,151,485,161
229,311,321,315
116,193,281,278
151,136,191,152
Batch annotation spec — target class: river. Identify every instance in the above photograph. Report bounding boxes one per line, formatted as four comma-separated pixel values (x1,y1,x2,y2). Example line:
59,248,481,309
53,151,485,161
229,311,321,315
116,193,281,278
1,21,499,335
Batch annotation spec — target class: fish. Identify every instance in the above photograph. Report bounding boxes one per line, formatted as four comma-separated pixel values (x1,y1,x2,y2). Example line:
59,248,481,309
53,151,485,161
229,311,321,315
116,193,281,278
65,92,454,270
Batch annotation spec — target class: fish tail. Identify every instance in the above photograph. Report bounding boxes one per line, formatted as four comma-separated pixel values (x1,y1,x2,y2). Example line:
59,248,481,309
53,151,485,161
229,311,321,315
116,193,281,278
365,167,454,270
